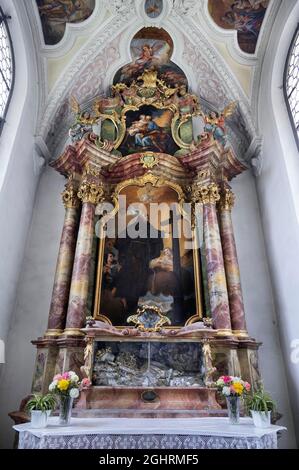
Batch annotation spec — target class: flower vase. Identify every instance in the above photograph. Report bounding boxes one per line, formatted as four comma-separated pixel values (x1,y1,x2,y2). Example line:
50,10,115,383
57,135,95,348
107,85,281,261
226,396,240,424
59,395,74,426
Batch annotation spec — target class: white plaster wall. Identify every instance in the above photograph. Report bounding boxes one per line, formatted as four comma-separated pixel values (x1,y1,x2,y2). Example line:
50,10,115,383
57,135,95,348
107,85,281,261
0,168,65,448
231,171,297,449
256,0,299,447
0,0,40,345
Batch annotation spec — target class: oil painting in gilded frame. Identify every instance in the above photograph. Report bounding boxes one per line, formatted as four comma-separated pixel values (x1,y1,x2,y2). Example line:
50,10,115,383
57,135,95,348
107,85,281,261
119,105,179,156
94,178,203,328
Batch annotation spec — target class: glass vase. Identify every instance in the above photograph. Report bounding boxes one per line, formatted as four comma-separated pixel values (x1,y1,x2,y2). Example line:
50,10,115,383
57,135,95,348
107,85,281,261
226,396,240,424
59,395,74,426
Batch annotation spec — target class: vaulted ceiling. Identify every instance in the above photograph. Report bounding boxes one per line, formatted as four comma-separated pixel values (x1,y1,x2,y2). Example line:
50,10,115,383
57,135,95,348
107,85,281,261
24,0,282,164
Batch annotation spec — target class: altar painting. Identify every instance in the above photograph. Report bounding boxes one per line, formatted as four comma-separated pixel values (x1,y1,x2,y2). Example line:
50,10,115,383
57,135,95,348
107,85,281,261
119,106,179,156
208,0,270,53
96,185,199,327
113,28,187,87
36,0,95,45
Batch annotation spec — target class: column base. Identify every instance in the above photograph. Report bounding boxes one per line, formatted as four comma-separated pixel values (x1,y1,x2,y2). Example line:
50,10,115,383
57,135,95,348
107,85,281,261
44,329,63,338
63,328,85,337
233,330,249,338
216,329,233,337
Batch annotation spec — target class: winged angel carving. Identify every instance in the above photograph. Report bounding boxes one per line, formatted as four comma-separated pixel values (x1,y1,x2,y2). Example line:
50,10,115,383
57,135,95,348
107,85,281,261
202,102,237,148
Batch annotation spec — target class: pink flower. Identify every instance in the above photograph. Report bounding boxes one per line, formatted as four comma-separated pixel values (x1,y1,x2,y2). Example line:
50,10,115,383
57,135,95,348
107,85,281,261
245,382,251,391
80,378,91,390
223,376,232,384
62,372,70,380
53,374,62,381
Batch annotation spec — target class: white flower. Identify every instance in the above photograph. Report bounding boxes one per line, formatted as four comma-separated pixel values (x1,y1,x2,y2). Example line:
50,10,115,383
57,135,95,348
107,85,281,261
69,387,80,398
216,379,224,387
222,386,231,396
233,377,241,383
49,380,58,392
69,372,79,383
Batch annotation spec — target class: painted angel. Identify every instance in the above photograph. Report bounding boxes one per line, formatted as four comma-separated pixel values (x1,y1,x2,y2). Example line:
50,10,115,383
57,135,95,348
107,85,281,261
69,96,95,143
204,102,237,147
120,41,169,82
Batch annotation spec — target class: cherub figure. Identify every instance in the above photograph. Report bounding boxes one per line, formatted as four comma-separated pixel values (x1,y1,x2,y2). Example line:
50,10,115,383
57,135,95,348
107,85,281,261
69,96,97,143
204,102,237,147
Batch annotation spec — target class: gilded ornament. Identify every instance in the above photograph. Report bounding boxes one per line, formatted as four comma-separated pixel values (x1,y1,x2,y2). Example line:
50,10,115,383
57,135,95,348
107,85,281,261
140,153,159,169
219,188,235,211
61,176,80,209
127,305,171,332
78,180,105,205
190,183,220,205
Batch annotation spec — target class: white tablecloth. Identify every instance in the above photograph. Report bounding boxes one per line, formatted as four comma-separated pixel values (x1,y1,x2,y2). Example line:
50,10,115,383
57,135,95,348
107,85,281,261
14,417,286,449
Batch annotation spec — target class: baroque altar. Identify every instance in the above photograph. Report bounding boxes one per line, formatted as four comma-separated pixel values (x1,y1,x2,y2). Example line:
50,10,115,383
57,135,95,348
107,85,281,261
26,68,262,418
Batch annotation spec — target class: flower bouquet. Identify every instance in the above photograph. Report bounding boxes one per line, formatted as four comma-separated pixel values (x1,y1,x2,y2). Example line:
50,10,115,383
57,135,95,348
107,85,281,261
216,376,251,424
49,371,86,425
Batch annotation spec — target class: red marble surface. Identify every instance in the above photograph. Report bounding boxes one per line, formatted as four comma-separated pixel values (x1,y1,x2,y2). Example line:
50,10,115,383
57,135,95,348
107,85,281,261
65,203,95,330
220,210,246,332
83,387,221,411
203,204,231,331
48,207,80,330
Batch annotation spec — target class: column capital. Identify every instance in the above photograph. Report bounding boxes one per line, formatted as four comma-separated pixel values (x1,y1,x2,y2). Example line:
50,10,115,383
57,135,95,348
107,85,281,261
78,179,105,205
62,178,80,209
219,187,235,211
191,182,220,204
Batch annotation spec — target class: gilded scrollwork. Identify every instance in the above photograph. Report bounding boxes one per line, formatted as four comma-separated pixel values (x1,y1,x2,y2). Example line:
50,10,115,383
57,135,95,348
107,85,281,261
127,305,171,332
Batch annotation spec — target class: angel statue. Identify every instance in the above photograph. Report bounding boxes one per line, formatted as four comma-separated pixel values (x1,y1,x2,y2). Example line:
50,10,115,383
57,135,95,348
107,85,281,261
204,102,237,147
69,96,98,143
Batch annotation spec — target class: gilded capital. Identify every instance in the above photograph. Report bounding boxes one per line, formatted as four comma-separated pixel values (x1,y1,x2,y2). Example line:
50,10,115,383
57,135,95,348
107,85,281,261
219,188,235,211
190,183,220,204
62,180,80,209
78,179,105,205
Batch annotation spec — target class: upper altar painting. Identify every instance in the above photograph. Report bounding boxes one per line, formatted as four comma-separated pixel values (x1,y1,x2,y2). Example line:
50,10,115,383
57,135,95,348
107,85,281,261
113,28,187,88
36,0,95,45
208,0,270,54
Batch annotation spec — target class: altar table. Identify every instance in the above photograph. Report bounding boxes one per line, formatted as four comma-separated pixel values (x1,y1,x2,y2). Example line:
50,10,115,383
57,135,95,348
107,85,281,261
14,417,286,449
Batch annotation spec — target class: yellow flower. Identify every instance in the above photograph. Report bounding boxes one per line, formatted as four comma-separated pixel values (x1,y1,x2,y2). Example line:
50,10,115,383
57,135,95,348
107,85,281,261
232,382,244,395
57,379,70,391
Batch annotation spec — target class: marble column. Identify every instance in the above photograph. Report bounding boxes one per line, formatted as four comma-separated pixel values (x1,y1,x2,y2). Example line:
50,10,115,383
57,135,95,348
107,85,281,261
45,177,80,336
64,177,105,335
192,183,232,334
219,187,248,337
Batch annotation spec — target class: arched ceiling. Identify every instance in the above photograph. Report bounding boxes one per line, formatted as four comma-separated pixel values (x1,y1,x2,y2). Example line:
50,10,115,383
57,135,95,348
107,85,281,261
25,0,282,166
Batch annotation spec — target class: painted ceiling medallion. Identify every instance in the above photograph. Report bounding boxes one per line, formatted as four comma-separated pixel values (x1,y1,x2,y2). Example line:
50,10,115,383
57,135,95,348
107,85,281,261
145,0,163,19
36,0,95,45
208,0,270,54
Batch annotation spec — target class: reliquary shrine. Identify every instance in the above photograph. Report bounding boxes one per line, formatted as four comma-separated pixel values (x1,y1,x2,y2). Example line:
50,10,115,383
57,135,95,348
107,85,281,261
29,63,262,417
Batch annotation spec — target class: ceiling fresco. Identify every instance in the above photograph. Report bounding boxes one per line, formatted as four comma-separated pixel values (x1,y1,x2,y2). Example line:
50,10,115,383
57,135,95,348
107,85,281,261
208,0,270,54
36,0,95,45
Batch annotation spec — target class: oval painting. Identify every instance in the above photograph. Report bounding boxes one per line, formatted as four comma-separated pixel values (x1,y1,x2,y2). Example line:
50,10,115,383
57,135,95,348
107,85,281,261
145,0,163,19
